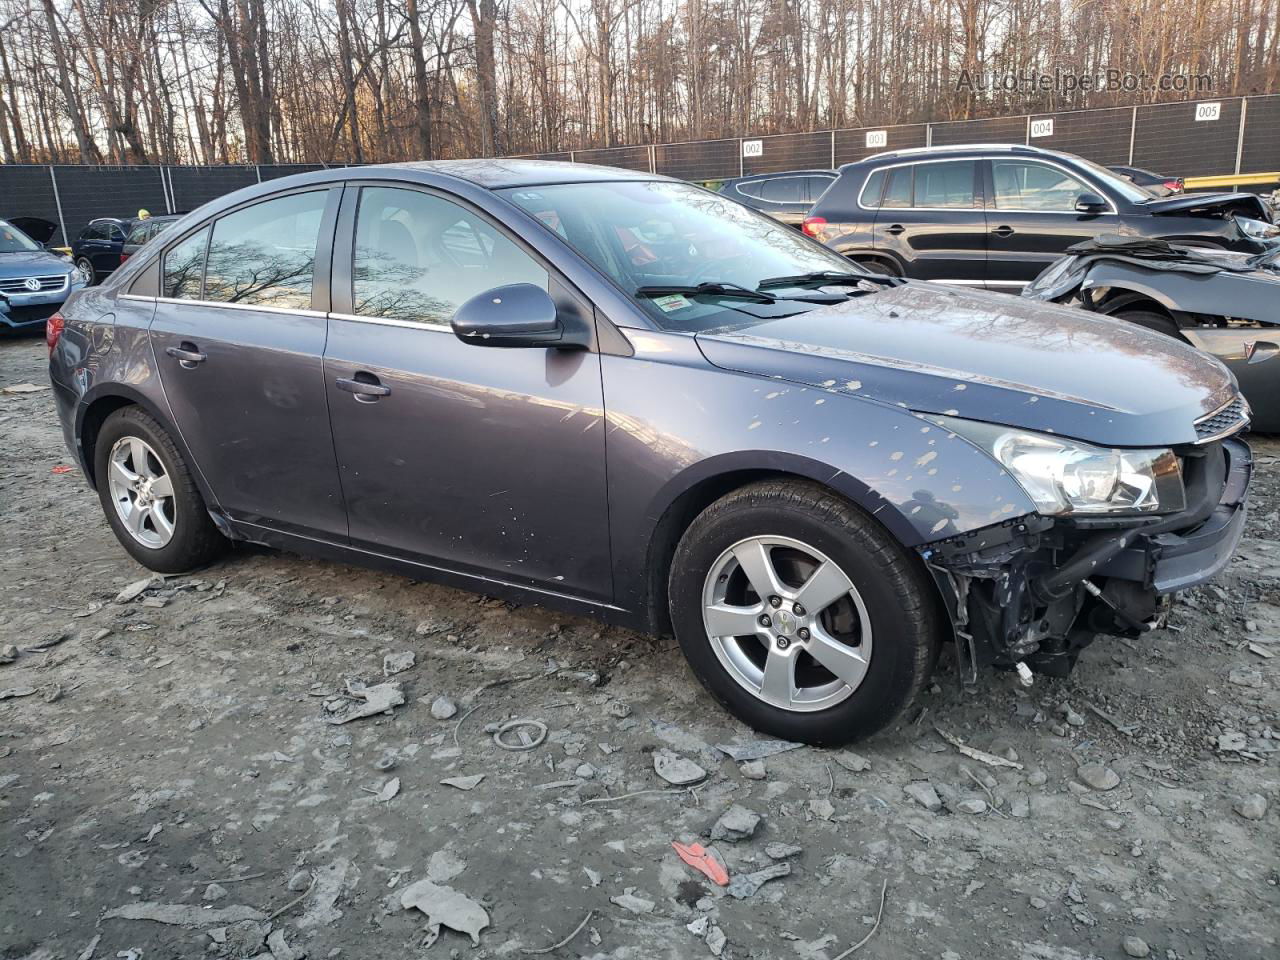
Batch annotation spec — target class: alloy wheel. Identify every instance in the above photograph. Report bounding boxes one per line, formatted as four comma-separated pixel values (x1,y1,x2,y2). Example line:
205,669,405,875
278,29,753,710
107,436,177,549
701,535,873,712
75,257,95,284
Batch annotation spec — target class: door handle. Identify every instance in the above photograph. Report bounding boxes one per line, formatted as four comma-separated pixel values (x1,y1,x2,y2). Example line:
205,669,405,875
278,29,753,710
885,224,905,235
165,343,206,368
336,374,391,401
992,225,1015,238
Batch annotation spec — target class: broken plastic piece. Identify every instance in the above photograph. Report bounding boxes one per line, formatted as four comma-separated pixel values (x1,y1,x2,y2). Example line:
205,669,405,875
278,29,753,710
1015,661,1034,687
672,841,729,886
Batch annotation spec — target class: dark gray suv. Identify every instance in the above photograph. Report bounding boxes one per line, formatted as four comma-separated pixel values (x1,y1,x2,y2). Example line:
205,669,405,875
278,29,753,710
48,161,1253,743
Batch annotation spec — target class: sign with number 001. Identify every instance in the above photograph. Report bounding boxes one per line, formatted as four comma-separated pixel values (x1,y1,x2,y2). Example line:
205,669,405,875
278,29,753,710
865,130,887,148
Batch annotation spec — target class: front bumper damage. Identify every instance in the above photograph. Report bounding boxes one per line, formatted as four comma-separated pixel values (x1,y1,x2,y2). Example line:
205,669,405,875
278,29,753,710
923,436,1252,680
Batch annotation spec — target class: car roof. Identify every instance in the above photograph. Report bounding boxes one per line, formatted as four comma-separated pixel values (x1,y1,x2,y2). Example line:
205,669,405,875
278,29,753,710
724,169,836,182
371,159,672,189
839,143,1082,171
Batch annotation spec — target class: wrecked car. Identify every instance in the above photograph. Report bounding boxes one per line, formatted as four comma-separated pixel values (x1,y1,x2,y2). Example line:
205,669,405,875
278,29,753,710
1024,235,1279,432
802,144,1275,290
49,161,1252,743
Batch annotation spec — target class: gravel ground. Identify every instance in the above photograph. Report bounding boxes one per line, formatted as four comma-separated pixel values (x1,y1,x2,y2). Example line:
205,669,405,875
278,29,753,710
1,333,1277,960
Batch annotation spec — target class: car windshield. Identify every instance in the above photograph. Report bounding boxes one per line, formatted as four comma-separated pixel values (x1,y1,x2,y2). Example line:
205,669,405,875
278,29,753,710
500,180,870,331
0,220,41,254
1073,157,1157,204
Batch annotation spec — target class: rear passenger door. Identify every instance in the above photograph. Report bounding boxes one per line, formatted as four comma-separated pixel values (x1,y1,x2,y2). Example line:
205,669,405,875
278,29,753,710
868,160,987,282
322,183,612,600
149,187,349,540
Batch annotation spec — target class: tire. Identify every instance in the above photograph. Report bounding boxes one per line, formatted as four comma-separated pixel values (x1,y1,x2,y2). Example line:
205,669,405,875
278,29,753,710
1112,308,1184,341
94,406,226,573
851,257,900,277
668,480,940,745
75,256,96,286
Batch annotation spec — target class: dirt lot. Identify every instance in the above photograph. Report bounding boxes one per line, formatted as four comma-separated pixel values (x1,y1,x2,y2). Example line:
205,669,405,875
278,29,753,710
1,333,1277,960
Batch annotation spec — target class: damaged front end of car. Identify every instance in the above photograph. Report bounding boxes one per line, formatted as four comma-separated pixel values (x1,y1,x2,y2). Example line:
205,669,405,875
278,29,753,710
920,413,1252,682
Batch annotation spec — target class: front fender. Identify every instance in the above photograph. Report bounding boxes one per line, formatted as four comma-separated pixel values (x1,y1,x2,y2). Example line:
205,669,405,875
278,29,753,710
601,330,1036,616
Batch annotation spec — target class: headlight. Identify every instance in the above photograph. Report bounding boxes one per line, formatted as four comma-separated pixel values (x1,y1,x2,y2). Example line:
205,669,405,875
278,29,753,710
1237,216,1280,239
932,416,1185,515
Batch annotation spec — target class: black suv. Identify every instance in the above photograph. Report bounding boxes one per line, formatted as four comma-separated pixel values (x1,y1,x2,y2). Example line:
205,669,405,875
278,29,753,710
804,145,1275,289
719,169,836,227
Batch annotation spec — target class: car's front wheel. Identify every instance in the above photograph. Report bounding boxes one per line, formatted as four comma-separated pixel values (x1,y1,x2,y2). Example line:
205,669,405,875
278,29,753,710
94,406,226,573
75,256,96,286
669,480,940,745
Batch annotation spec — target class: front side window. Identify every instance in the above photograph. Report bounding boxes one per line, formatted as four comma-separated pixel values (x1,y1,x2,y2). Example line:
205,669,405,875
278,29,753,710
502,180,866,332
352,186,548,327
203,191,327,309
163,227,210,300
912,161,976,208
992,161,1094,212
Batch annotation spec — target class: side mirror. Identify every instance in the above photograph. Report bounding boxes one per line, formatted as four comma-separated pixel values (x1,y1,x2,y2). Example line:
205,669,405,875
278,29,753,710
1075,193,1107,214
451,283,581,349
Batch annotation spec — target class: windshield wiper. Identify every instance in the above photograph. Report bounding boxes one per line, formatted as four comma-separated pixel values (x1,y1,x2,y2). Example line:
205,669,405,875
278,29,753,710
635,282,777,303
757,270,902,289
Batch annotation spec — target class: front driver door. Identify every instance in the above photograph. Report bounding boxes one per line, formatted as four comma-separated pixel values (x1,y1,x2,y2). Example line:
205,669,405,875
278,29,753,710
323,184,612,601
983,158,1122,290
149,187,348,539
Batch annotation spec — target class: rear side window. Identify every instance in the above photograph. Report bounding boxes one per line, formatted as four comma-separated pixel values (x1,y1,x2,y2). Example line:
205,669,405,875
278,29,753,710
126,223,150,244
163,227,210,300
882,168,912,208
913,161,976,208
760,177,804,202
860,170,886,207
203,191,328,310
806,176,834,201
734,181,764,199
352,186,548,327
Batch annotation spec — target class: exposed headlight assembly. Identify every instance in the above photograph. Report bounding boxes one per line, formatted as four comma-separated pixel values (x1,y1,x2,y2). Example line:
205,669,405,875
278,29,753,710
1236,216,1280,240
933,416,1186,515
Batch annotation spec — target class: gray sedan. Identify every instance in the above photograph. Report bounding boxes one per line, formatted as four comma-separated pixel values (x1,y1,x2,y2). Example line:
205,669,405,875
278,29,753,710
49,162,1252,743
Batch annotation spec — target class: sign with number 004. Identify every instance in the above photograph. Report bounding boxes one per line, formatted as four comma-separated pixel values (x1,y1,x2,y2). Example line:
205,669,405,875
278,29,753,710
741,140,763,157
1195,102,1221,122
1029,119,1054,138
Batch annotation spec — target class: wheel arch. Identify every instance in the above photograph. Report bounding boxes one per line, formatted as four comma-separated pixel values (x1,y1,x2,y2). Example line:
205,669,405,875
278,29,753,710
77,386,214,509
639,456,933,636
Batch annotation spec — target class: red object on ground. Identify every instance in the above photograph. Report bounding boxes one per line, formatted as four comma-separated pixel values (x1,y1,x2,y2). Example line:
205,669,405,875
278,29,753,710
52,465,74,474
672,841,729,886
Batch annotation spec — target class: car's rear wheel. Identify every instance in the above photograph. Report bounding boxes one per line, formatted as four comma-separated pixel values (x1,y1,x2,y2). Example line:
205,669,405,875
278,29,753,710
1112,308,1184,341
668,480,940,744
75,256,96,286
94,406,226,573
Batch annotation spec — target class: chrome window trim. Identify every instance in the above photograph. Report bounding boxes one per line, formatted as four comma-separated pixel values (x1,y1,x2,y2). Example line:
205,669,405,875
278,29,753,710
119,293,156,303
856,157,983,212
328,311,451,332
153,295,327,318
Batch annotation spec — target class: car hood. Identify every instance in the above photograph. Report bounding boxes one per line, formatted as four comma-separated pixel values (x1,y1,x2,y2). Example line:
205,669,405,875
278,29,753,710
1141,191,1270,221
694,282,1236,447
0,249,73,277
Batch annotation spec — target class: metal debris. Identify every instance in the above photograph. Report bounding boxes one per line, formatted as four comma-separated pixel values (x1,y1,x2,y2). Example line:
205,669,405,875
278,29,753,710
326,681,405,724
934,727,1024,769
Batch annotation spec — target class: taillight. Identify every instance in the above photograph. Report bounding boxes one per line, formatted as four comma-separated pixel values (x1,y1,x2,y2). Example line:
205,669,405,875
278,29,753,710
802,216,827,238
46,312,65,354
1165,178,1184,193
120,252,131,264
